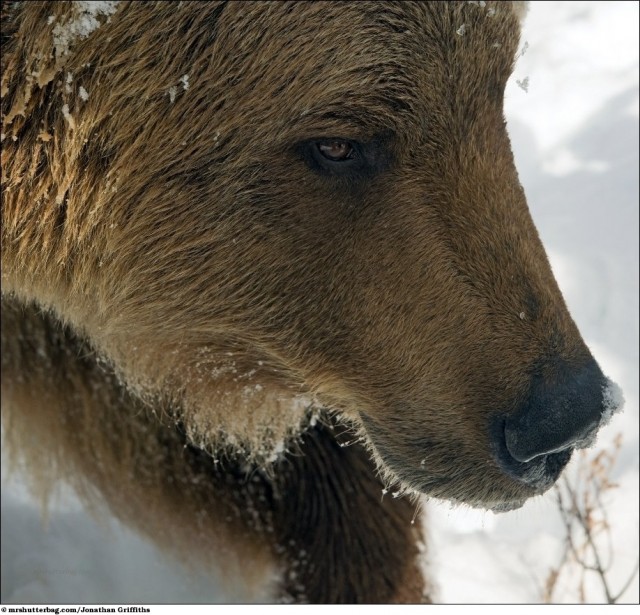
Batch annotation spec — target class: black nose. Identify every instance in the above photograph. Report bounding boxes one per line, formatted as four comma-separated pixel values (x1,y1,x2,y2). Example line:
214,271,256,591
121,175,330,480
504,357,606,463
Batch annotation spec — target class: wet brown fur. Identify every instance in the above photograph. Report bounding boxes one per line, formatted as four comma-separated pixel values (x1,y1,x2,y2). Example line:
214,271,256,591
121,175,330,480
2,0,592,603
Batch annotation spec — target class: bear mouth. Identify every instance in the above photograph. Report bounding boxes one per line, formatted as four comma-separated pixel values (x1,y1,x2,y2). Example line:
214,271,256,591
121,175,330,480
359,413,568,512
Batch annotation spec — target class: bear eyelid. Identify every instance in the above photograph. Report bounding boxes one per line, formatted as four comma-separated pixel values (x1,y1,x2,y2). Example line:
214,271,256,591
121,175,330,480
297,137,365,177
316,139,356,162
297,135,392,178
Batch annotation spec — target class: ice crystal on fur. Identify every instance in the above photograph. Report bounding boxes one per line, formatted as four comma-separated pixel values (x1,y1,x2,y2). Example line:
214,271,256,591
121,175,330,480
574,377,623,451
61,104,75,129
600,378,625,429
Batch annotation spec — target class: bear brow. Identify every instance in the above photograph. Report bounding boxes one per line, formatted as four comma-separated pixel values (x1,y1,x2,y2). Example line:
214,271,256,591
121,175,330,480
296,99,409,134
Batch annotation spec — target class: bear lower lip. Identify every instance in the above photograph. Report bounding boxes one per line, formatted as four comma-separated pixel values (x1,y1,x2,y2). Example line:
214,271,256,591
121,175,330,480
489,499,526,513
361,412,553,507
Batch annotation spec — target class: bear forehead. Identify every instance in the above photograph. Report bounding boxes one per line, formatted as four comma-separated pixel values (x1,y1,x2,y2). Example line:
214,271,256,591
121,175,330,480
13,2,522,148
210,2,522,137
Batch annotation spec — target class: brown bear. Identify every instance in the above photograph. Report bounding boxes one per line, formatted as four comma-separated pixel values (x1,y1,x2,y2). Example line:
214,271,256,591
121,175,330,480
1,0,621,603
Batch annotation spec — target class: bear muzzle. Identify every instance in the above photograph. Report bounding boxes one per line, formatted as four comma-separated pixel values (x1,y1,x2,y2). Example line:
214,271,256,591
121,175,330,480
490,357,623,493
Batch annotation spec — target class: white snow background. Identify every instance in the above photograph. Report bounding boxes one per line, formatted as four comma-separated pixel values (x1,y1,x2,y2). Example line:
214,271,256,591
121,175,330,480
1,0,638,607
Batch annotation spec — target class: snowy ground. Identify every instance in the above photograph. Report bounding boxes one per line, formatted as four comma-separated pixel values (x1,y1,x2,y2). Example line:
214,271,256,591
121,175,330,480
2,0,638,606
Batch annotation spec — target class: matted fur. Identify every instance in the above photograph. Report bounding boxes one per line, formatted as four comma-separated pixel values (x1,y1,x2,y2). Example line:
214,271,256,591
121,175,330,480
1,0,608,603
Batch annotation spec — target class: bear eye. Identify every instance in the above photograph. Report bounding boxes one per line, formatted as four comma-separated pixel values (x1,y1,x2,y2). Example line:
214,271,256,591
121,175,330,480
316,139,355,162
297,136,386,178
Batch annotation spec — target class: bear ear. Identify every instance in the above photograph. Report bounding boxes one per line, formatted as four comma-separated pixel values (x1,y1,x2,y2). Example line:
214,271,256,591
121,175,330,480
511,1,530,25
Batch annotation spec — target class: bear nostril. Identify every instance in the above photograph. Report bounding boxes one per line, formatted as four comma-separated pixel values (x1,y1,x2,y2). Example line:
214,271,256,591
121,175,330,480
504,422,580,462
503,357,606,464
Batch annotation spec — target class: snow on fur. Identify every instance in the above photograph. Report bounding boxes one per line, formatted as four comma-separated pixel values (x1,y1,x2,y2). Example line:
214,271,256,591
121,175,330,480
52,1,120,58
